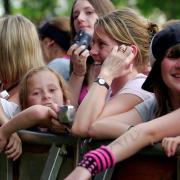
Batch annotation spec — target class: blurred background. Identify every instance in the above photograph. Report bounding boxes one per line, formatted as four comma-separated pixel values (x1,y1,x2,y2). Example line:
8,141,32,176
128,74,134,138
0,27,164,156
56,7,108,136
0,0,179,25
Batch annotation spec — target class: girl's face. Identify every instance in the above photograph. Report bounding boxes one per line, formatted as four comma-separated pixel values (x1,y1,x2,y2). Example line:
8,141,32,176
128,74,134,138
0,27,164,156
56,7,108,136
161,55,180,94
27,71,64,107
90,26,118,74
73,0,98,35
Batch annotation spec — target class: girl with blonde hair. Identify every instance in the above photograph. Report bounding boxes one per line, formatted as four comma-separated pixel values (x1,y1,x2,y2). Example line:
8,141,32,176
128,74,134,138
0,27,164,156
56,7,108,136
0,14,44,160
0,14,44,116
0,66,74,155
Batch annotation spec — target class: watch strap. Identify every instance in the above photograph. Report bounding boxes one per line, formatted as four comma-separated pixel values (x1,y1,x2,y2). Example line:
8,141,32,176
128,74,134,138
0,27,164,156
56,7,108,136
95,78,110,90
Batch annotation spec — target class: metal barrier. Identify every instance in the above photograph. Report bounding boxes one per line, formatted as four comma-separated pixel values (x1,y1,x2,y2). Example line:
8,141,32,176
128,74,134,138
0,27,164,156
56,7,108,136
0,130,80,180
0,131,180,180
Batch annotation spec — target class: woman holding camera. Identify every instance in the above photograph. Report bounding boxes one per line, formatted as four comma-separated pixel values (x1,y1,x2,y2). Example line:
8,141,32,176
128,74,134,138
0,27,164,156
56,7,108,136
67,0,115,105
71,8,159,138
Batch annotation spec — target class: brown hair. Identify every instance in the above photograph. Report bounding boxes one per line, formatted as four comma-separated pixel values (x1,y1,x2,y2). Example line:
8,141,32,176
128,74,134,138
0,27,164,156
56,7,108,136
154,44,180,117
69,0,115,87
70,0,115,39
48,16,70,32
38,16,71,51
95,8,159,72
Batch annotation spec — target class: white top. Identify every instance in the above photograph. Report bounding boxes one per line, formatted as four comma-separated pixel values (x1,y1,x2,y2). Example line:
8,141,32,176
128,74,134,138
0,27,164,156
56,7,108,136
48,57,70,81
117,73,154,100
0,98,20,119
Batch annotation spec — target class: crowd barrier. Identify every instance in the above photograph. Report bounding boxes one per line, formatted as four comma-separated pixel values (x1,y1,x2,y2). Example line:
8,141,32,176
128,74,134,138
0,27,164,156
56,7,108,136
0,130,179,180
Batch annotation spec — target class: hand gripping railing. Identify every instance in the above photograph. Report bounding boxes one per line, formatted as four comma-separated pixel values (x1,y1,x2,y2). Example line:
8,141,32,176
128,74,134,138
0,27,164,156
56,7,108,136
1,132,180,180
0,129,80,180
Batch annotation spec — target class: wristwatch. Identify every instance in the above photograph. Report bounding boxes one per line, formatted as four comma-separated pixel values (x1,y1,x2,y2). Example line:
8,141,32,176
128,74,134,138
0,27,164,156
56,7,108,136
95,78,110,90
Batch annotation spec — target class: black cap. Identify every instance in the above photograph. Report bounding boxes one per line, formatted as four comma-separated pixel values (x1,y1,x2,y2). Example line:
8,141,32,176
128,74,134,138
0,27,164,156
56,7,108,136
142,23,180,92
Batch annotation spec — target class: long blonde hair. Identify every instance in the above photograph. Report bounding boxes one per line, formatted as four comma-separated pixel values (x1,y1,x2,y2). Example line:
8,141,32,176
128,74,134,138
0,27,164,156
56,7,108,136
0,15,44,84
95,8,159,72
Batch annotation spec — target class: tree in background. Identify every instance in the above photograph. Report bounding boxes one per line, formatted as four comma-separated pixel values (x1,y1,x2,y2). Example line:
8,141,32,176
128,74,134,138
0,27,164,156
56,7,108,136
1,0,180,23
3,0,11,14
1,0,74,24
112,0,180,20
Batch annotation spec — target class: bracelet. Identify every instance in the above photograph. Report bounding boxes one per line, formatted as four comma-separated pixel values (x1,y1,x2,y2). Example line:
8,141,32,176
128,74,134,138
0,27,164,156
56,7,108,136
73,71,85,77
127,125,134,131
78,145,116,176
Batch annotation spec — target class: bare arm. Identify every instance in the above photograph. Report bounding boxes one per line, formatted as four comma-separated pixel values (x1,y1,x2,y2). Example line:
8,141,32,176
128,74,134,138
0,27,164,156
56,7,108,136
68,73,85,105
109,108,180,162
65,109,180,180
0,102,22,161
72,46,134,136
89,108,143,139
68,44,89,105
1,105,57,139
98,93,143,118
72,80,109,136
0,104,9,125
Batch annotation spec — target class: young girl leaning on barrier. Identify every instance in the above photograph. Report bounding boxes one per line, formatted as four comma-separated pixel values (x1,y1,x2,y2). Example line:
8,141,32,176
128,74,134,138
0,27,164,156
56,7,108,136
0,66,75,159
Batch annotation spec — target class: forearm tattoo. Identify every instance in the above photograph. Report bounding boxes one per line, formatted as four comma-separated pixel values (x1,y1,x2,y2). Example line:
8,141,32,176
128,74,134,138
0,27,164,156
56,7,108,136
109,128,140,149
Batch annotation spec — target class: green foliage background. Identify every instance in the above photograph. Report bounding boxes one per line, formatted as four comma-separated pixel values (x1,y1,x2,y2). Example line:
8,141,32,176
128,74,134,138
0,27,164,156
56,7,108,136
1,0,180,24
112,0,180,20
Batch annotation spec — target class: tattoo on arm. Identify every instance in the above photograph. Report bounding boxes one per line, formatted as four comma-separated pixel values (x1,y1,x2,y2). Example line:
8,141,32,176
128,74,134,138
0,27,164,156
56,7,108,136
109,128,140,149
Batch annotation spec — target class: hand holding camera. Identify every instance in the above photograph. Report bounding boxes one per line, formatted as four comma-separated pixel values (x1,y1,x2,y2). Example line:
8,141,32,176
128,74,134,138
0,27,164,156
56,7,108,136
73,30,92,49
67,30,92,77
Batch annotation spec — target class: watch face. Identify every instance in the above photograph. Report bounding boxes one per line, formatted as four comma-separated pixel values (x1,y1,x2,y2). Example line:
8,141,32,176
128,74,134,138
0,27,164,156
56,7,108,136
99,78,105,85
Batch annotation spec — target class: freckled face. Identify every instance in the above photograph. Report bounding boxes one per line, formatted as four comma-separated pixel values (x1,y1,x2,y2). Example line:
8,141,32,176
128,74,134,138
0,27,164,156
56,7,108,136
161,56,180,94
27,71,64,107
73,0,98,35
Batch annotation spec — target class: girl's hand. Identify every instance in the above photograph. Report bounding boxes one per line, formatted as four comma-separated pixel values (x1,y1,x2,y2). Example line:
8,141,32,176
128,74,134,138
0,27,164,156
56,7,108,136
0,127,8,153
0,128,21,161
45,102,72,134
68,44,90,76
100,45,134,80
49,119,69,134
162,136,180,157
64,166,91,180
4,132,22,161
28,105,58,127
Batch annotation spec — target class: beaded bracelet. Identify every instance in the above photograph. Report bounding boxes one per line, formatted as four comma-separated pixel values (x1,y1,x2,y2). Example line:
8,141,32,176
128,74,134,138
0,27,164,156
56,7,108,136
73,71,85,77
78,145,116,176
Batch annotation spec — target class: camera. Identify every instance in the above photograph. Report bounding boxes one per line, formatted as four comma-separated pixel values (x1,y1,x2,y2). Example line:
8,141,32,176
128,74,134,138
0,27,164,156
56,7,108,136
58,105,76,125
73,30,92,48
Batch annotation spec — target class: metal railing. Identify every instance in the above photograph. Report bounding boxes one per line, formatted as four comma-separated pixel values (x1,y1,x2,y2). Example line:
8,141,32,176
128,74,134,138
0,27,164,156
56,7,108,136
0,130,180,180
